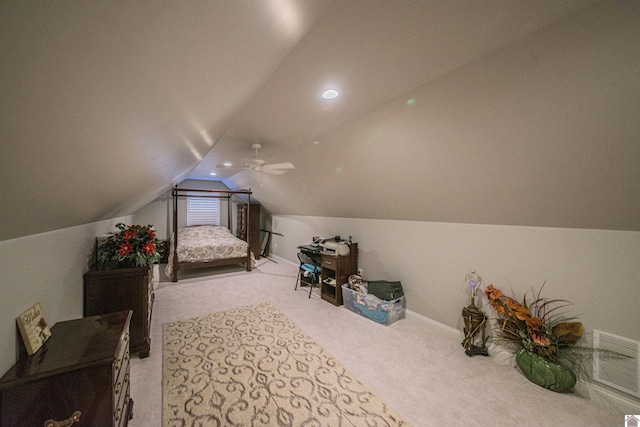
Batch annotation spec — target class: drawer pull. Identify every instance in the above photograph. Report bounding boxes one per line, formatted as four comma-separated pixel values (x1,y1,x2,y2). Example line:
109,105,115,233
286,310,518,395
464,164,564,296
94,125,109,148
44,410,81,427
114,357,122,371
115,364,130,395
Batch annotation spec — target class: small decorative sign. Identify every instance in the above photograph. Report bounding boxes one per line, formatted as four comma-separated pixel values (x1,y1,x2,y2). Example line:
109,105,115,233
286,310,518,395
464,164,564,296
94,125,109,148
16,303,51,355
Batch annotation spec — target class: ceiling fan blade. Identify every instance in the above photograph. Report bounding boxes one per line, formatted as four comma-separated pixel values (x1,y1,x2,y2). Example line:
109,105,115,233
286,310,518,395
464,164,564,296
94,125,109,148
260,162,295,175
261,168,288,175
262,162,295,171
215,164,249,169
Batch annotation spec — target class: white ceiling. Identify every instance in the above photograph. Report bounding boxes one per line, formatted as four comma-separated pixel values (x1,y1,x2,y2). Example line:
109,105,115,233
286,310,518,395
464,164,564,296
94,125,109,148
191,0,605,179
2,0,639,241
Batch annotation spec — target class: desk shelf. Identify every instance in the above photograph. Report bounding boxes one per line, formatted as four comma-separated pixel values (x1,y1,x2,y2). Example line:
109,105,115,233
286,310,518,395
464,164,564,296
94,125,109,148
320,243,358,306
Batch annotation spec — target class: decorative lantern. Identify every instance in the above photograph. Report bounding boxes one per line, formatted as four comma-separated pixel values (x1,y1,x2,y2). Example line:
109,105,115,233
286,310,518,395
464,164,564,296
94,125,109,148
461,271,488,356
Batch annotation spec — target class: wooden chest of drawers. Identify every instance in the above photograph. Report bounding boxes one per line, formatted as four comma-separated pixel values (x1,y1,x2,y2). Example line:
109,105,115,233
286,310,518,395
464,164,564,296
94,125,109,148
84,266,154,358
0,311,133,426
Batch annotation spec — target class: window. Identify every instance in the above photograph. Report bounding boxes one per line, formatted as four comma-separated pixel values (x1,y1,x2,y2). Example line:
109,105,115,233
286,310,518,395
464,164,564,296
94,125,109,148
187,197,220,226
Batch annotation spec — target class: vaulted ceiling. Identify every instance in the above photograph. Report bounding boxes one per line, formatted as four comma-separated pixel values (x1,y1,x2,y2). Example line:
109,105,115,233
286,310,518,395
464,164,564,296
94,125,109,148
2,0,638,242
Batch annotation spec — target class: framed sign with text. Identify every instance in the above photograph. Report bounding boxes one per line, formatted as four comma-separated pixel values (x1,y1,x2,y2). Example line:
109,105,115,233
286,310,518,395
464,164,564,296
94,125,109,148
16,303,51,355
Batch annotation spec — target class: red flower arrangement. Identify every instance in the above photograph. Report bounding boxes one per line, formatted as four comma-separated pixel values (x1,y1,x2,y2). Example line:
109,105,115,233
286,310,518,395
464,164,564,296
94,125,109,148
97,223,161,267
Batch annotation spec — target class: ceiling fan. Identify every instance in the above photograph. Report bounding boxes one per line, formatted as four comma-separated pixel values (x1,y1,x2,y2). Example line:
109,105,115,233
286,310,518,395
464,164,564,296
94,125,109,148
219,143,295,176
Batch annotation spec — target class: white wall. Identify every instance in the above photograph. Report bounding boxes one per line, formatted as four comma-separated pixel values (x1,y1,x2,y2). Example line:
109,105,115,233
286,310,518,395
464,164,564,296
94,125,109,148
133,180,236,241
271,215,640,343
133,197,173,241
0,217,129,374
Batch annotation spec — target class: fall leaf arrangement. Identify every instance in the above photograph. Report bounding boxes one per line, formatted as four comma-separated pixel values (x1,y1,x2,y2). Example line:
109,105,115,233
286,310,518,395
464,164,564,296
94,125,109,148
484,282,585,364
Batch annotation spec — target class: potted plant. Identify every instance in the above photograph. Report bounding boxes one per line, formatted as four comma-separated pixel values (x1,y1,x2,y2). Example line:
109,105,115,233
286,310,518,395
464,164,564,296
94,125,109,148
97,223,161,269
484,283,591,392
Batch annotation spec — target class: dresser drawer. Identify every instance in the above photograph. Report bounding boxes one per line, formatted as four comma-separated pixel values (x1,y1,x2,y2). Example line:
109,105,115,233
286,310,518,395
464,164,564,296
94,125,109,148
113,321,130,420
114,365,130,427
321,256,338,269
117,392,131,427
113,331,130,384
113,352,129,411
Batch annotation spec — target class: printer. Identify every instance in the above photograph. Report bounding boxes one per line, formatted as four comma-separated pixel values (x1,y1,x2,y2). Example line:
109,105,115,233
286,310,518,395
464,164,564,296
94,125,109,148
321,240,351,256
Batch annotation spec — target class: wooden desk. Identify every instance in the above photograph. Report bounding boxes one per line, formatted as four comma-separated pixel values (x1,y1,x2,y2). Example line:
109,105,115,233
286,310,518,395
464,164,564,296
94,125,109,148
320,243,358,306
297,245,321,262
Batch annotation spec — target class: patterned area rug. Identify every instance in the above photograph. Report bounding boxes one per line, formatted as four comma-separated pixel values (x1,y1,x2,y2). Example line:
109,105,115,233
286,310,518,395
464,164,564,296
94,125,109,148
163,302,411,426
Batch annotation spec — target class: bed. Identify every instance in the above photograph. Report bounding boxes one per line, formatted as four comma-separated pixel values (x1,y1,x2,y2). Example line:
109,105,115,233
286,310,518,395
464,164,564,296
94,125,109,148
167,187,254,282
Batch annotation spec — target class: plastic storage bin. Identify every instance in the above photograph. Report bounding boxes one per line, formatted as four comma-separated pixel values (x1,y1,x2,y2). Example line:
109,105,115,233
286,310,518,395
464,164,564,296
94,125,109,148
342,284,405,325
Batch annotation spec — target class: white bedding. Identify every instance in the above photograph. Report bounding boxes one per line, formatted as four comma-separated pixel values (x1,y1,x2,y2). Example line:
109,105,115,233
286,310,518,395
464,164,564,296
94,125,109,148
164,225,253,277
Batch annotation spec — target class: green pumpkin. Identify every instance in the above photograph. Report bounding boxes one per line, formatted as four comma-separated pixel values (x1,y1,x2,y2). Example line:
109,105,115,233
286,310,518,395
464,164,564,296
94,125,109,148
515,349,576,392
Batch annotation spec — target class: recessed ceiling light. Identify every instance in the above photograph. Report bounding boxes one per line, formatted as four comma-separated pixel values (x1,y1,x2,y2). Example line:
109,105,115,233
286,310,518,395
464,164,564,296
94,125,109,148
209,172,217,176
223,162,232,167
321,89,340,100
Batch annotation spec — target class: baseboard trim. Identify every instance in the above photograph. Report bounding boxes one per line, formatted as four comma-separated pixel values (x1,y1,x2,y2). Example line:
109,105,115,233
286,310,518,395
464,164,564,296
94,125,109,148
404,309,461,341
270,255,296,267
274,260,640,415
404,308,640,414
575,380,640,415
404,309,516,366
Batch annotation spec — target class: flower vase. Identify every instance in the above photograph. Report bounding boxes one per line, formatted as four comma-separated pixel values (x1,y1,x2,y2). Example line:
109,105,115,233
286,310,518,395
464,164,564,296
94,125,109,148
515,348,576,392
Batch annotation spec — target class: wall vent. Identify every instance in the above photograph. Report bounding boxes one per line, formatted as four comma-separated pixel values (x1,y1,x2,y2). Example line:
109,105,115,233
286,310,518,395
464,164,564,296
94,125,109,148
593,329,640,398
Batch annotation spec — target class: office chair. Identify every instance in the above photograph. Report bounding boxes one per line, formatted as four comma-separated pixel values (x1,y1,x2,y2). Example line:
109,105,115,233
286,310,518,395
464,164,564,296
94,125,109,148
295,252,321,298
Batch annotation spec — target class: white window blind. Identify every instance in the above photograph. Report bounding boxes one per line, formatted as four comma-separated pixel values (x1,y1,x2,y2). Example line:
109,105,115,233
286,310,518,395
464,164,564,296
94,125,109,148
187,197,220,226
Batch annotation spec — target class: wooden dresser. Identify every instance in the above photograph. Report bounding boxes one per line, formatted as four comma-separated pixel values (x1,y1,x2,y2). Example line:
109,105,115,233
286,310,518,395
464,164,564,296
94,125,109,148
0,311,133,427
83,266,154,358
236,202,261,260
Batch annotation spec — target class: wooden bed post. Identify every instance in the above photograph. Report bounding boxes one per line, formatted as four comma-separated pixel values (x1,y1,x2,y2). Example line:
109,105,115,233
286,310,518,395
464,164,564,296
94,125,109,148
246,192,252,272
227,194,231,233
172,186,178,282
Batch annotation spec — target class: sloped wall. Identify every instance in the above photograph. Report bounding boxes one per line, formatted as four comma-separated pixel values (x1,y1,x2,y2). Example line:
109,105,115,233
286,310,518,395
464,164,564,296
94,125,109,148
225,0,640,232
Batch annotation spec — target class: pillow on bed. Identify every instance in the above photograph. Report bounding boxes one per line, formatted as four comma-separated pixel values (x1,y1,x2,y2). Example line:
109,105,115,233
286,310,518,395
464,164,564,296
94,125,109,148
207,225,234,237
179,225,233,239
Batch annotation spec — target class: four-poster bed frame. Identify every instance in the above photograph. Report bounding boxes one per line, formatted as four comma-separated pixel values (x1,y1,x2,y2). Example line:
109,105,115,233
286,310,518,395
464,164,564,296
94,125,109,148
169,187,253,282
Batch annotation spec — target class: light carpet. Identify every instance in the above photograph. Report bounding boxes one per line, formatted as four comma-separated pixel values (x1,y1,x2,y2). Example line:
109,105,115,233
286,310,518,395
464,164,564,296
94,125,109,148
163,301,411,427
